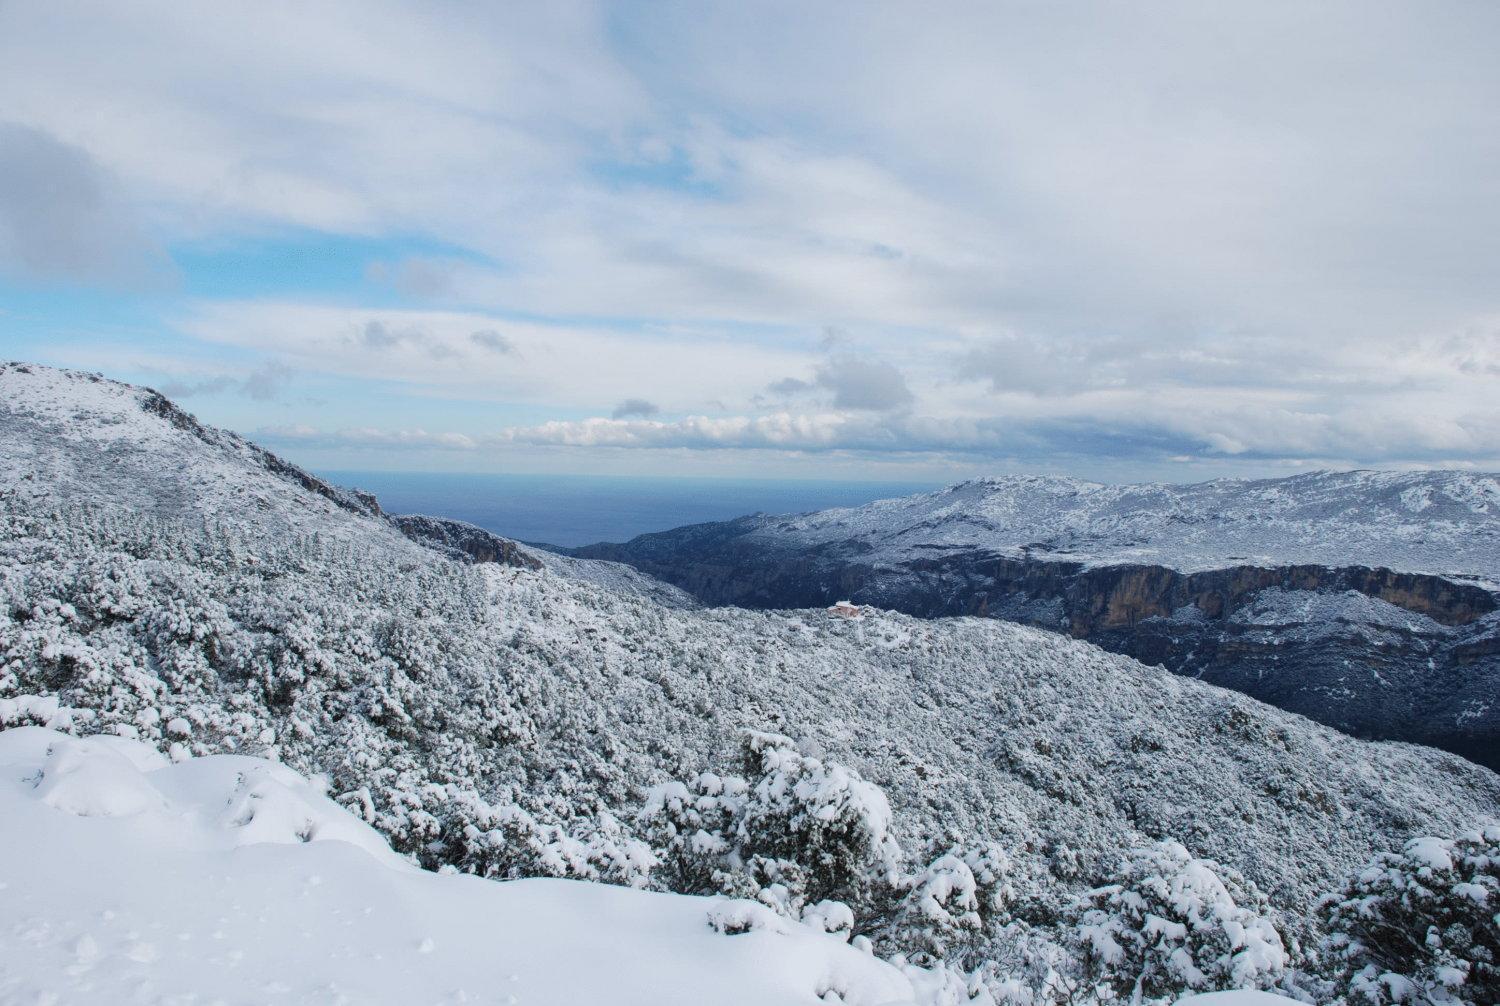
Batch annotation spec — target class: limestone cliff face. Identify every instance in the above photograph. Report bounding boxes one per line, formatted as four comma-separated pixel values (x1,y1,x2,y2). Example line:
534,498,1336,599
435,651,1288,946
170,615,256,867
568,525,1500,770
903,556,1497,632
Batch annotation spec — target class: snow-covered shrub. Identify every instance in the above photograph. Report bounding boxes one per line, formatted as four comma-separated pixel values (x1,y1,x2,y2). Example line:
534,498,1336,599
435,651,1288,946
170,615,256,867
1071,840,1287,1003
638,769,749,893
891,842,1015,964
440,794,655,888
738,730,903,903
641,729,902,919
0,692,90,732
802,898,856,940
977,926,1092,1006
1319,824,1499,1006
706,897,794,936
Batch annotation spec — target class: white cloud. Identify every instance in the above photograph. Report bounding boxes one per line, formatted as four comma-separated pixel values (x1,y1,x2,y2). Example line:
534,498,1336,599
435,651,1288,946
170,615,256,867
611,398,660,419
253,392,1500,469
175,300,810,415
4,2,1499,474
813,355,913,412
261,425,479,451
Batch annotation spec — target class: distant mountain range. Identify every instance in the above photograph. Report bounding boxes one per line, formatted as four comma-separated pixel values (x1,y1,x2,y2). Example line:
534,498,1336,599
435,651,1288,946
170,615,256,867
566,471,1500,768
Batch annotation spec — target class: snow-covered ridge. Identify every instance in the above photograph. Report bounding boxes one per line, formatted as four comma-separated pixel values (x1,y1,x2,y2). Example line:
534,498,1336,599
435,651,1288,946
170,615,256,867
756,469,1500,580
0,361,559,569
0,361,385,535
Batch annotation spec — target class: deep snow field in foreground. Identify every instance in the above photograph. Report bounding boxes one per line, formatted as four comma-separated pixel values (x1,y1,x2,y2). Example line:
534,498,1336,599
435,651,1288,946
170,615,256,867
0,727,913,1005
0,726,1303,1006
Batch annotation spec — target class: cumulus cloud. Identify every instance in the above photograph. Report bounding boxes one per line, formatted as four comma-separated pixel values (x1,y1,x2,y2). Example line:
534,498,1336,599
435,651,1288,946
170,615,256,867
611,398,660,419
0,122,166,286
767,351,915,411
252,394,1500,471
259,425,479,450
486,412,1214,459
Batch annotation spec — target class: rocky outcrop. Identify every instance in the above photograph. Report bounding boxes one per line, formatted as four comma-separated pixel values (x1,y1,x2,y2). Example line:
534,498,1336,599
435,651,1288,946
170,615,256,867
390,514,541,569
567,523,1500,770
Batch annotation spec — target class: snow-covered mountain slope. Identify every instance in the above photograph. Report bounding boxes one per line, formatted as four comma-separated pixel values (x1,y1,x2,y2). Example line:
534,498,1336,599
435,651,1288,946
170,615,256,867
0,361,386,537
1,363,1496,1000
0,727,921,1006
0,361,541,571
568,472,1500,768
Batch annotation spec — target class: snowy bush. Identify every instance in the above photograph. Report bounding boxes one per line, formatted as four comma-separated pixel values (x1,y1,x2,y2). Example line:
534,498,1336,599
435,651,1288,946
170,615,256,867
889,842,1016,965
642,729,902,921
335,777,657,890
1070,840,1287,1003
1319,824,1499,1006
738,730,903,902
706,897,793,936
802,898,856,940
449,799,655,889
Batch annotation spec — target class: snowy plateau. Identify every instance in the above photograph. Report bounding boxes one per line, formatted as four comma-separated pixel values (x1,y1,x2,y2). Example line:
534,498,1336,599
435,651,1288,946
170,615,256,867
1,362,1496,1005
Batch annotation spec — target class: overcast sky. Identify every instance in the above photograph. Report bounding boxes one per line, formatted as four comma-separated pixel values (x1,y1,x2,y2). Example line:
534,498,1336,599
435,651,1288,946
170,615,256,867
2,1,1497,482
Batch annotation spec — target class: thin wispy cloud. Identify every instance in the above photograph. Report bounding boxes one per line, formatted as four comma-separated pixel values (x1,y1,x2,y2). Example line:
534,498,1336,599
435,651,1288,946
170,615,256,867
158,361,294,402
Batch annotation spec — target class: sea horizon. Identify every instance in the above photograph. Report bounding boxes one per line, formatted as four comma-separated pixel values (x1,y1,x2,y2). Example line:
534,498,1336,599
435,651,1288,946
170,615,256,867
318,469,941,548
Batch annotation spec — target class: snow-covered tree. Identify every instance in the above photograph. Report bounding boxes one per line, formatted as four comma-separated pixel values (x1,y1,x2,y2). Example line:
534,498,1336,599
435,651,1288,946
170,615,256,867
1070,840,1287,1003
1319,824,1499,1006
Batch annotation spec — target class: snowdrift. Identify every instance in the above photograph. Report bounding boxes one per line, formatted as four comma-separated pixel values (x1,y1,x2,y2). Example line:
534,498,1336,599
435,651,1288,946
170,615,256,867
0,727,919,1005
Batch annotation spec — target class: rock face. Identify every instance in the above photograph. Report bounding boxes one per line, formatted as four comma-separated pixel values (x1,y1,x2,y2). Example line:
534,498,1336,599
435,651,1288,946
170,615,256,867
390,514,541,569
566,473,1500,770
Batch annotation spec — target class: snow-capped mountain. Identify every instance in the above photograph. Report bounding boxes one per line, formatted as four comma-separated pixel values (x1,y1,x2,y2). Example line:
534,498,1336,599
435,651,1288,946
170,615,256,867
2,363,1496,1003
568,471,1500,768
716,472,1500,578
